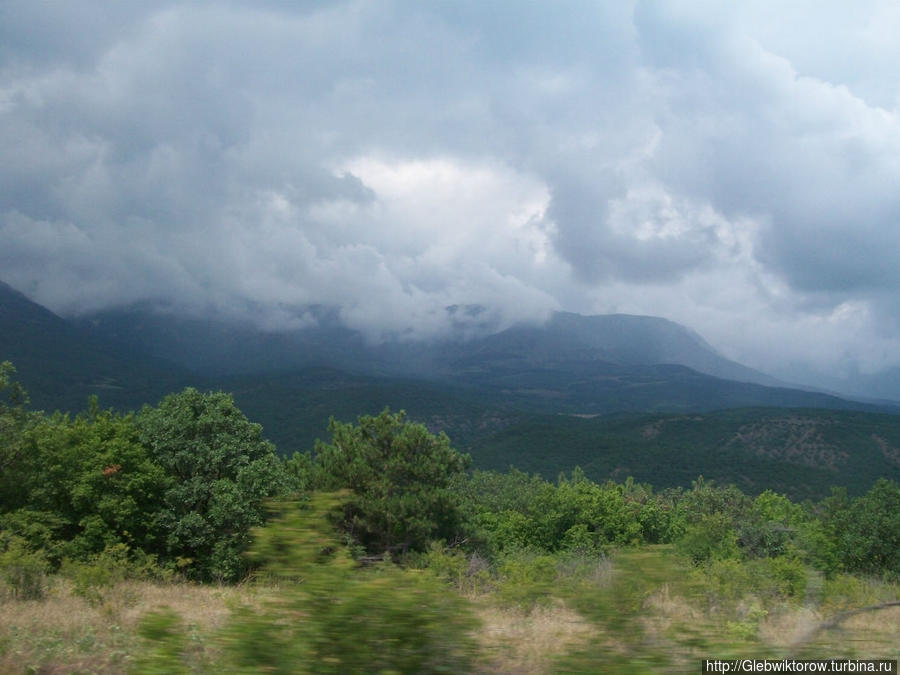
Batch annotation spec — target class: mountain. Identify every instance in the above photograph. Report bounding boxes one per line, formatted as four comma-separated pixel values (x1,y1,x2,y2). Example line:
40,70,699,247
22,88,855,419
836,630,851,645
72,306,778,384
4,280,900,498
0,281,189,413
3,281,883,420
436,311,781,386
798,365,900,405
70,302,874,416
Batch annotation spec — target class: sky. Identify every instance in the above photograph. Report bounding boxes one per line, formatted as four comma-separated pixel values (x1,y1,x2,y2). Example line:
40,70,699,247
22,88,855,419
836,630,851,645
2,0,900,385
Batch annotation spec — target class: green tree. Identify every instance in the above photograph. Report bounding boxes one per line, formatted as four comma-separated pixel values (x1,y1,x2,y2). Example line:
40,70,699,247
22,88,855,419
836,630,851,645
1,396,167,565
738,489,805,559
0,362,39,512
312,409,470,556
20,402,166,560
137,388,290,580
824,479,900,578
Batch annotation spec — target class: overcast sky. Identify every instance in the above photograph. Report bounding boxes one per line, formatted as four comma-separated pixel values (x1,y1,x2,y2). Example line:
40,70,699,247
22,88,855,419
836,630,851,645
2,0,900,382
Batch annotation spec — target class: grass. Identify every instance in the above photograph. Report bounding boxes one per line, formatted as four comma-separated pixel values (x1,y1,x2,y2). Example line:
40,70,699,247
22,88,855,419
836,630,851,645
1,551,897,674
473,600,595,674
0,578,240,673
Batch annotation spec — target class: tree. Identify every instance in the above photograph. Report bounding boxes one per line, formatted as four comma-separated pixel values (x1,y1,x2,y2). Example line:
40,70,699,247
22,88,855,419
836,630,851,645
12,402,166,561
0,362,39,511
312,409,470,556
137,388,290,581
824,479,900,578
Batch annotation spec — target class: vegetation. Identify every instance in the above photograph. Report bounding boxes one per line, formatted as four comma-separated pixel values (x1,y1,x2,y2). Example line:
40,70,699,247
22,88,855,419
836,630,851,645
135,388,291,581
0,361,898,672
301,411,470,556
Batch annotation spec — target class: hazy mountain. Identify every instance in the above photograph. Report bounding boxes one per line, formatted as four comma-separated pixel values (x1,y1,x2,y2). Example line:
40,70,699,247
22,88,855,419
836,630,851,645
2,279,888,419
74,304,778,382
66,298,884,417
72,304,372,376
791,365,900,406
429,311,782,385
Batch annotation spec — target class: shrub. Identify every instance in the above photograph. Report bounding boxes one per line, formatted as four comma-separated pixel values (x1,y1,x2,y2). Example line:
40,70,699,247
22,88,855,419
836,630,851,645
220,495,480,673
132,608,191,675
61,543,172,605
137,388,290,581
766,555,807,599
496,551,560,608
677,513,740,564
825,479,900,579
0,534,49,600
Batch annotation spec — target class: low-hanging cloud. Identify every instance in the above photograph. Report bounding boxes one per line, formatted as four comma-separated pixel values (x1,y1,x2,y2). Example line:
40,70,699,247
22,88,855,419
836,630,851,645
2,0,900,382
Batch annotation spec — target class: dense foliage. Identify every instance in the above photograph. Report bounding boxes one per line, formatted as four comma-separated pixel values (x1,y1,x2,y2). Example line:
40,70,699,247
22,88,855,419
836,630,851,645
0,369,291,581
301,410,470,555
2,362,899,586
218,494,478,673
136,388,291,580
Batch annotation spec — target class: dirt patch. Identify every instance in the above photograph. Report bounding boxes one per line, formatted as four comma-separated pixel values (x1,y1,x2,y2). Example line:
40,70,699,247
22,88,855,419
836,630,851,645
871,434,900,468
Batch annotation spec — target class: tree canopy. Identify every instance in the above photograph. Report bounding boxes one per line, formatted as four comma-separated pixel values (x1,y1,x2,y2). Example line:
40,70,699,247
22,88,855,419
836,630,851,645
308,409,470,556
136,388,291,580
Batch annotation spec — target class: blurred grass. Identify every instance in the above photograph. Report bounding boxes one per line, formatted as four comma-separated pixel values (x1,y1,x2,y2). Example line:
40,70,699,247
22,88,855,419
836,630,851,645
1,547,897,673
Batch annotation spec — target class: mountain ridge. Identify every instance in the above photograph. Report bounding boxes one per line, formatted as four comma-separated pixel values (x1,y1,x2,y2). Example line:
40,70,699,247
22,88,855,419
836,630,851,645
69,300,781,387
0,279,888,419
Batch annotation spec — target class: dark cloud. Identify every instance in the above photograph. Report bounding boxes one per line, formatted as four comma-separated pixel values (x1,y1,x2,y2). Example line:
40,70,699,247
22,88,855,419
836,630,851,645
2,0,900,381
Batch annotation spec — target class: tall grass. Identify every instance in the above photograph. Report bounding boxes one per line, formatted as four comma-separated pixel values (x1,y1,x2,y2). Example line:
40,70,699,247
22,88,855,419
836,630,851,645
1,547,896,673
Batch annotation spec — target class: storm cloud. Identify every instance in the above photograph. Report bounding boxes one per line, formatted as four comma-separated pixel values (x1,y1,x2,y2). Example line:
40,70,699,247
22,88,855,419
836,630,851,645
2,0,900,382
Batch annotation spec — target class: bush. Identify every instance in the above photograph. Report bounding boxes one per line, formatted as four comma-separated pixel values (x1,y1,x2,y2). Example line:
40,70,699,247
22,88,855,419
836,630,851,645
0,534,49,600
766,555,807,599
133,608,191,675
677,513,740,564
824,479,900,579
137,388,291,581
220,495,480,673
496,551,560,608
61,543,172,605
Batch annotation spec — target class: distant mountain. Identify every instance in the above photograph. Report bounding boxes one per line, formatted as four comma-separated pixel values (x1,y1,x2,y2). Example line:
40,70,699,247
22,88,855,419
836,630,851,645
0,280,189,412
73,306,778,383
808,365,900,406
71,302,871,415
3,280,881,418
72,304,374,376
427,311,781,385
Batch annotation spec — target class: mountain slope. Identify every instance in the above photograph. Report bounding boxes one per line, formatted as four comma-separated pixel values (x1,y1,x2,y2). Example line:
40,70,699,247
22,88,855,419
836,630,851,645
469,407,900,500
0,281,189,412
73,306,779,385
439,312,780,387
69,302,878,415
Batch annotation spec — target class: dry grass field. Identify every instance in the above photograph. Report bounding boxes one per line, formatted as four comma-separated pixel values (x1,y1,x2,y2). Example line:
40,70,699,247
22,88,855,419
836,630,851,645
1,549,897,674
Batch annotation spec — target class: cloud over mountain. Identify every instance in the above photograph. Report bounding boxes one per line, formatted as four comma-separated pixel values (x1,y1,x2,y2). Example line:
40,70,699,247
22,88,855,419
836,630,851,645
2,0,900,383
